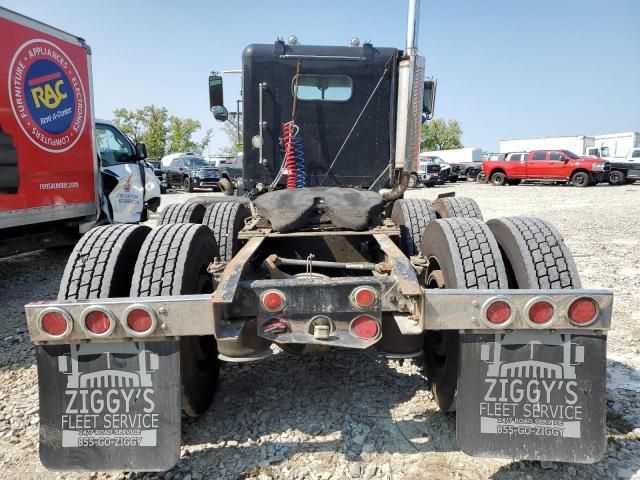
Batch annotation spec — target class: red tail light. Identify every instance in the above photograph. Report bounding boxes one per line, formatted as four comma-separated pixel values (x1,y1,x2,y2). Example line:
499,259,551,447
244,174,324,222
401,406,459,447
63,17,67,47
528,300,555,324
261,290,285,312
485,300,512,325
124,306,157,336
352,287,376,309
39,308,72,338
82,308,115,336
568,297,598,325
350,315,380,339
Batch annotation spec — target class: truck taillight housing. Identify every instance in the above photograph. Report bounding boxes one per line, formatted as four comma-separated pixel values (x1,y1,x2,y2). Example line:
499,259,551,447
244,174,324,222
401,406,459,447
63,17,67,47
568,297,599,325
260,290,285,312
350,315,380,340
483,298,513,327
525,298,556,326
37,307,72,339
351,287,377,309
123,305,157,336
81,307,116,337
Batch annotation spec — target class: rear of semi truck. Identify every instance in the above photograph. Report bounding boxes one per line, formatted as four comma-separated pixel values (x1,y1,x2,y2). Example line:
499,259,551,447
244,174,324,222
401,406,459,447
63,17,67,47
0,7,97,256
22,0,614,473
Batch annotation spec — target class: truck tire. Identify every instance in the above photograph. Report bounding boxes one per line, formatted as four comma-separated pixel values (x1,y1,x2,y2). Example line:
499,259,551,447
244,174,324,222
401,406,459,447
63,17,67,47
130,224,219,417
476,171,487,183
202,201,250,262
608,170,625,186
571,171,589,187
487,217,581,289
157,202,206,225
490,171,506,186
183,176,194,192
432,197,483,220
408,174,419,189
390,198,437,256
58,224,151,300
420,218,508,412
218,177,234,196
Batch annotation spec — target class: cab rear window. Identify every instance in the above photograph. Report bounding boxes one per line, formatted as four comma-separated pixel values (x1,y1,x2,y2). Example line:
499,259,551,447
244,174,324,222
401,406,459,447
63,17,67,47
294,75,352,102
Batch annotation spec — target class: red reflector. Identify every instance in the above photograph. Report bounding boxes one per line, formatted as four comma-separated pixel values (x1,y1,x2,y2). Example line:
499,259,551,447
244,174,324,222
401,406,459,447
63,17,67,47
353,288,376,309
529,301,554,324
126,308,154,333
351,315,379,339
41,311,68,336
486,301,512,325
569,298,598,324
85,310,112,335
262,291,285,312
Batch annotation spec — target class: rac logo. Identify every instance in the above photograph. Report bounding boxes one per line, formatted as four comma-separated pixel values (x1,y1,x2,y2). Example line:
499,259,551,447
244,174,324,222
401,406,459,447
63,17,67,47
8,38,87,153
29,72,68,109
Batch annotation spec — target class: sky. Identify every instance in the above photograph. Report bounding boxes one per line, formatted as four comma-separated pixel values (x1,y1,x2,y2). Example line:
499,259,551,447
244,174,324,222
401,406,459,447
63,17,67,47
3,0,639,153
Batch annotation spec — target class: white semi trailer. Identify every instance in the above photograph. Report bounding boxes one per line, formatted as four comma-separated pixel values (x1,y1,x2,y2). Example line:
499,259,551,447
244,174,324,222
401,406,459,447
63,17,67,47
500,136,595,156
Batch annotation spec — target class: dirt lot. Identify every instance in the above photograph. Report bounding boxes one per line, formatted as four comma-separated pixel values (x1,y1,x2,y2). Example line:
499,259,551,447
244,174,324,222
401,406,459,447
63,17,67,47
1,182,639,480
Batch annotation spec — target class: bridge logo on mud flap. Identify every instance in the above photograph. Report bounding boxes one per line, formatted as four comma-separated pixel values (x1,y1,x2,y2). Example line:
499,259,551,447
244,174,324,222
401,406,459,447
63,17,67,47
456,332,606,463
58,342,160,447
8,39,87,153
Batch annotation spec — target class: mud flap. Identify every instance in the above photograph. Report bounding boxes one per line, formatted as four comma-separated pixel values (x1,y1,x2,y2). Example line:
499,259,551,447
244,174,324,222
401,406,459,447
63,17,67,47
37,341,181,471
456,333,606,463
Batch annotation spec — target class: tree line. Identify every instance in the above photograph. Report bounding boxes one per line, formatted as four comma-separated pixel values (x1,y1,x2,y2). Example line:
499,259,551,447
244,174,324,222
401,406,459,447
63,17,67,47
113,105,213,159
420,118,463,151
112,104,463,158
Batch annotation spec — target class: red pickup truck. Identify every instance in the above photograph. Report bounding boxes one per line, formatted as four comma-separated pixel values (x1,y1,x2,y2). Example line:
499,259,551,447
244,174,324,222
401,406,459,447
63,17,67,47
483,150,610,187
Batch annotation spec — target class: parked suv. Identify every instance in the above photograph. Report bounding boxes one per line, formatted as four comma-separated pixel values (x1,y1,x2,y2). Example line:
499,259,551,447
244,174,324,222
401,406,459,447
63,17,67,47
483,149,609,187
163,154,220,192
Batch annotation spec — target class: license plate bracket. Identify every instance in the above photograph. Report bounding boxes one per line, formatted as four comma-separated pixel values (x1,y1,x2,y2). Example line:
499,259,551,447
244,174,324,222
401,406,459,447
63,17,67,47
37,341,181,471
456,333,606,463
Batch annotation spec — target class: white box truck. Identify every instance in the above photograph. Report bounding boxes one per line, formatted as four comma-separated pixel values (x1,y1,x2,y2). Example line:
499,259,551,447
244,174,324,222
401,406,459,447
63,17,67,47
588,132,640,161
422,147,483,163
500,136,596,156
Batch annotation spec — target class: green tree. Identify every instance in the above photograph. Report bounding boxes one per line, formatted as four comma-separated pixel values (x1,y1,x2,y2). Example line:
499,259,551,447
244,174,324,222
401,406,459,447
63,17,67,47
197,128,214,155
420,118,463,151
112,108,144,143
113,106,212,158
166,116,201,153
139,105,168,159
220,122,242,156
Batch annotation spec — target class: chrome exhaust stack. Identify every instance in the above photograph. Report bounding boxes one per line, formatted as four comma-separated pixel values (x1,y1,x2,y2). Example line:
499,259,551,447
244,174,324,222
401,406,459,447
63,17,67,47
394,0,425,176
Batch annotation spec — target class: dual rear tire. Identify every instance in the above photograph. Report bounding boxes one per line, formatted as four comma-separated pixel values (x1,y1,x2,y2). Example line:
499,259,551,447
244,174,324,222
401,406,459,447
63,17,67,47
58,222,222,418
393,198,581,412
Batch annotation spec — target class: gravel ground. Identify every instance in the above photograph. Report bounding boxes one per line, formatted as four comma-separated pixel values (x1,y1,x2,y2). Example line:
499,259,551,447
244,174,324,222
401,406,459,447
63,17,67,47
1,182,639,480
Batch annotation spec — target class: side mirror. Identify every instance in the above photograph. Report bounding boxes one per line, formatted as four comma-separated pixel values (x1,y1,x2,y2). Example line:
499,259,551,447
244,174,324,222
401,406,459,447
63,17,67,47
423,77,437,120
135,142,147,160
209,73,224,115
211,105,229,122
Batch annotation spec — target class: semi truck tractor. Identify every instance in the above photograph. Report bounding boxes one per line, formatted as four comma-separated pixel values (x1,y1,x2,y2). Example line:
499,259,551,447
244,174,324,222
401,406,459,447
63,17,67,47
24,0,613,471
0,8,160,257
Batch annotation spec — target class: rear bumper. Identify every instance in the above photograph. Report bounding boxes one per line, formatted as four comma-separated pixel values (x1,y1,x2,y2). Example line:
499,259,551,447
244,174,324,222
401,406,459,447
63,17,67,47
24,287,613,347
